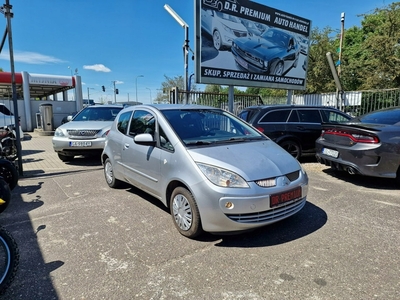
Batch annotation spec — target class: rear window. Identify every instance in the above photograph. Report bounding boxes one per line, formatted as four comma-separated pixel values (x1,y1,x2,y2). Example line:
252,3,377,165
359,109,400,125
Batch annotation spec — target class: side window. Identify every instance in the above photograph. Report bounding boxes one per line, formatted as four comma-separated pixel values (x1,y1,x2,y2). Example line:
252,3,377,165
298,109,322,123
288,110,299,122
159,126,174,151
117,111,132,134
259,109,291,123
321,110,350,123
129,110,155,137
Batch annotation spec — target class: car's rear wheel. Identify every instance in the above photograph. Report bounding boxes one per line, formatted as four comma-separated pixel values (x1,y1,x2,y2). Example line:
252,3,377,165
170,187,203,239
104,158,121,188
58,153,74,162
279,140,301,160
213,30,222,50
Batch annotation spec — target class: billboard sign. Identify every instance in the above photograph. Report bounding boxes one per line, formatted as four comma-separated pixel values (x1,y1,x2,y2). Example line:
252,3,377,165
195,0,311,90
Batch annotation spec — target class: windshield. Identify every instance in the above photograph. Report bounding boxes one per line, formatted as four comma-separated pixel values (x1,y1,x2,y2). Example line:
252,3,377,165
162,109,266,145
73,107,123,122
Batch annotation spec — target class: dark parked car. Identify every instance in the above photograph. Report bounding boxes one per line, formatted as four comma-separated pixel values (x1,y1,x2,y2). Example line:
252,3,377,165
238,105,352,159
231,27,300,75
315,106,400,182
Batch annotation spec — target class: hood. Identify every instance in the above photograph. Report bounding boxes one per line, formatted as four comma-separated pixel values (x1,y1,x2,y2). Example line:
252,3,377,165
58,121,114,131
234,37,281,57
187,140,300,181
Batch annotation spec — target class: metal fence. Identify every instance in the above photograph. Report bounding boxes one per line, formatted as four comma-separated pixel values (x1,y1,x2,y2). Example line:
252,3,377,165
178,88,400,116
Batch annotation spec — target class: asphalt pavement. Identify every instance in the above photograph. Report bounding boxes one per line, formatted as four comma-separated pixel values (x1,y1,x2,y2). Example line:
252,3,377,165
0,132,399,299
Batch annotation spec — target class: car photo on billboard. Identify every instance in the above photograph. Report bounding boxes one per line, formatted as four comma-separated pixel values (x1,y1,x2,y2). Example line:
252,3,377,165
201,7,247,51
231,27,300,76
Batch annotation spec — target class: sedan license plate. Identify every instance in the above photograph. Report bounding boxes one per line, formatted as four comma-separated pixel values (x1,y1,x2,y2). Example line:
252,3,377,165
322,148,339,158
69,141,92,147
270,186,302,207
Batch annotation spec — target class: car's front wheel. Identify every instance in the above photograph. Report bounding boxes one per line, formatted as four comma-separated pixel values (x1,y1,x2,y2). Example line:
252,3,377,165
213,30,222,50
104,158,121,188
170,187,203,239
279,140,302,160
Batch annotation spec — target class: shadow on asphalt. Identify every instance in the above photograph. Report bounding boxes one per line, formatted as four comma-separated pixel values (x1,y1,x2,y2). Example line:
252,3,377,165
22,155,103,178
126,185,327,247
0,182,61,299
322,168,399,190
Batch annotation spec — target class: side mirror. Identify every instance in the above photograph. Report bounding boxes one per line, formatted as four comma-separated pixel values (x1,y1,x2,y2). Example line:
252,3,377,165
134,133,156,147
67,115,73,121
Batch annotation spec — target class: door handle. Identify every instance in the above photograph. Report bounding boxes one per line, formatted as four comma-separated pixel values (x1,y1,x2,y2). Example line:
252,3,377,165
123,143,129,150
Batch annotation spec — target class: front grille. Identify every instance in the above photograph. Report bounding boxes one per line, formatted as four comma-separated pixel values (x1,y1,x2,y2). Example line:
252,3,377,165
235,47,263,68
67,129,100,138
226,198,305,224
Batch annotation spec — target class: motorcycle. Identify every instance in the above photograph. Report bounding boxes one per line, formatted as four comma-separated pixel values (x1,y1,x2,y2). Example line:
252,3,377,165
0,125,19,190
0,125,18,162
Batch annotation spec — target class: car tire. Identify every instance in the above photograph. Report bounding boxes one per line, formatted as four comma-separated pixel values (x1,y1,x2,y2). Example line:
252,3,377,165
170,187,203,239
279,140,302,160
272,61,284,76
104,158,121,188
213,30,222,50
58,153,74,162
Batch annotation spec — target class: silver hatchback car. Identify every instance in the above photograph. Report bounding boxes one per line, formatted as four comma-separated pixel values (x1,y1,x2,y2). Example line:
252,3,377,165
101,104,309,238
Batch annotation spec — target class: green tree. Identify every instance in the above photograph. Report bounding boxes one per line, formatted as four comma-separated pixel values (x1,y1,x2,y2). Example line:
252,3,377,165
356,2,400,89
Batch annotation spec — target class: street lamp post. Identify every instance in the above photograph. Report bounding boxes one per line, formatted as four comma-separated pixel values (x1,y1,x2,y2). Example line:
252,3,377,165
164,4,189,104
146,87,152,103
87,87,94,100
135,75,144,102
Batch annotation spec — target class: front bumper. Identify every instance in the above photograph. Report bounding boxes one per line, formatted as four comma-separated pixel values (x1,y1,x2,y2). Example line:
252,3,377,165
190,172,309,234
52,137,106,156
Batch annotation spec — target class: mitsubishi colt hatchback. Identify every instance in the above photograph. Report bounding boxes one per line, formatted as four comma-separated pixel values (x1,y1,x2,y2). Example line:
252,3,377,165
101,104,308,239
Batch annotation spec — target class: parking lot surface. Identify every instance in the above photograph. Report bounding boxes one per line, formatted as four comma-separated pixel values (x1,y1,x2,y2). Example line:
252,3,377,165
1,133,399,299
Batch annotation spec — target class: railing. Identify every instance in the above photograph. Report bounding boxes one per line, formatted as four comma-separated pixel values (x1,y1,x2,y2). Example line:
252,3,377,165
177,88,400,116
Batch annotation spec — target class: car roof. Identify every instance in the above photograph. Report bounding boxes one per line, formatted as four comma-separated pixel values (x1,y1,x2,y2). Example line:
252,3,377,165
243,105,342,111
86,104,123,108
121,104,221,112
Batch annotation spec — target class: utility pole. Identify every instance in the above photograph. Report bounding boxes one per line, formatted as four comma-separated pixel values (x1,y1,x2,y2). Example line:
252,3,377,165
112,81,116,103
1,0,23,175
338,12,345,78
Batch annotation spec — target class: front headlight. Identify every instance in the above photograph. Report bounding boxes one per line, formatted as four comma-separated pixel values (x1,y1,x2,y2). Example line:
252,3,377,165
54,128,66,137
197,163,249,188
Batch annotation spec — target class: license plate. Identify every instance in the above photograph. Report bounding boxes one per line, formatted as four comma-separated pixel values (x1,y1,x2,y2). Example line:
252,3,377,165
322,148,339,158
69,141,92,147
270,186,302,207
235,56,248,69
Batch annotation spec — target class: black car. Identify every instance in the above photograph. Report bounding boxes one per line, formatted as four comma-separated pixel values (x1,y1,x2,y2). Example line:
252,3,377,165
231,27,300,75
315,106,400,182
238,105,352,159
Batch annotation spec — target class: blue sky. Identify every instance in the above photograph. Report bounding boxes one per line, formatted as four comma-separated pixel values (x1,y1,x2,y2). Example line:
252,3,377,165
0,0,391,104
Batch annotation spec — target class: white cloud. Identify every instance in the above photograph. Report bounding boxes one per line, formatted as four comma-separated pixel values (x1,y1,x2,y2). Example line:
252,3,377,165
115,80,124,84
83,64,111,72
0,51,65,64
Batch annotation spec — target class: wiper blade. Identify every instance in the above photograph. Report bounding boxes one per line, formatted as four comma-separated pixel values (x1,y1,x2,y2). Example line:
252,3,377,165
185,140,212,146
